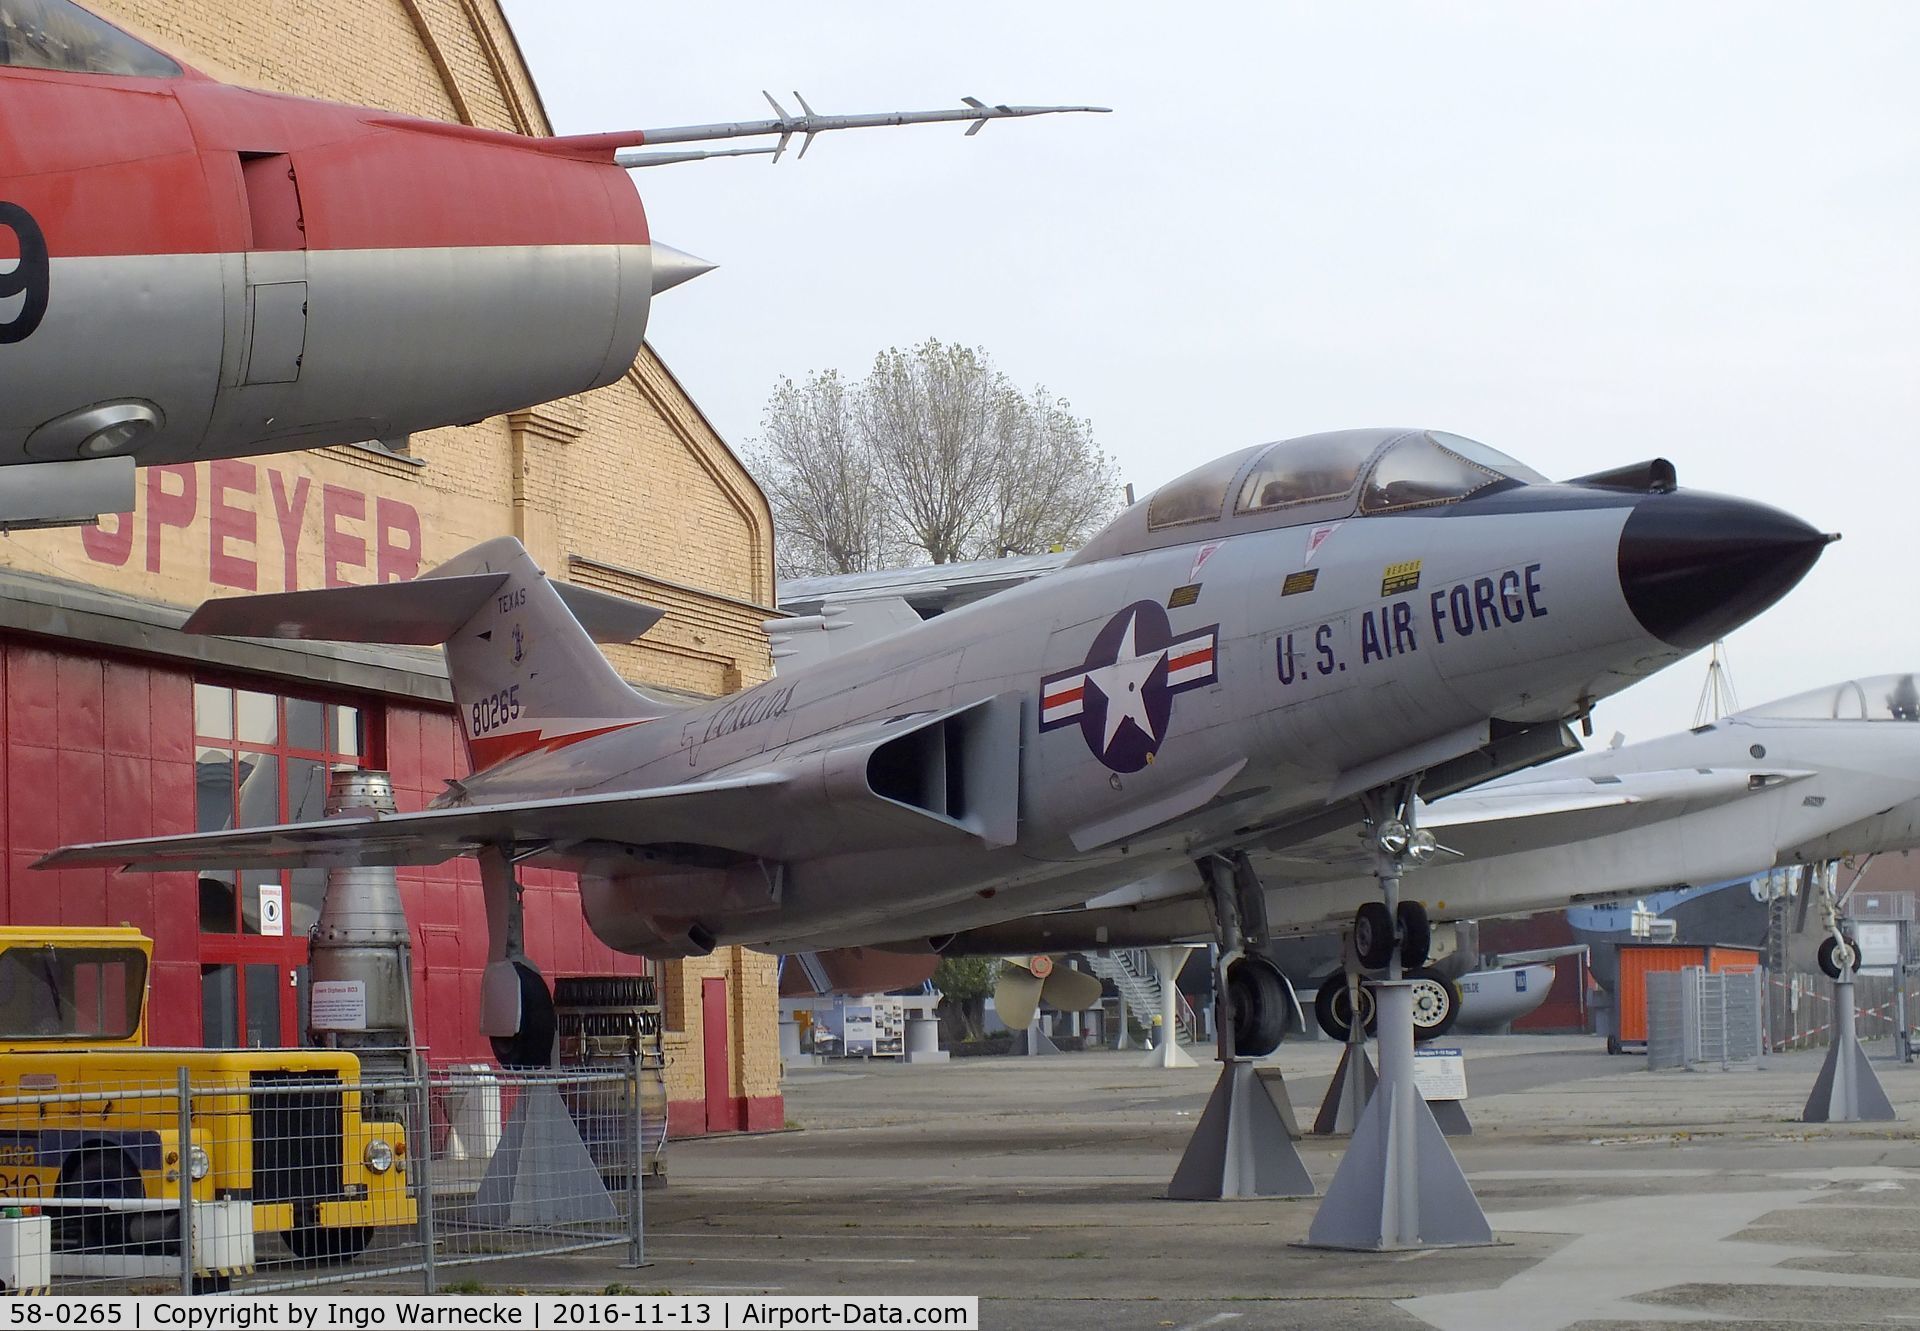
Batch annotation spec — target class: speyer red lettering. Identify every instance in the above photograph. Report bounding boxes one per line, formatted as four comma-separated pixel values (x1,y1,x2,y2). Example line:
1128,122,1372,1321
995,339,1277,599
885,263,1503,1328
268,469,311,591
143,465,196,573
207,459,258,590
75,463,422,594
322,484,367,587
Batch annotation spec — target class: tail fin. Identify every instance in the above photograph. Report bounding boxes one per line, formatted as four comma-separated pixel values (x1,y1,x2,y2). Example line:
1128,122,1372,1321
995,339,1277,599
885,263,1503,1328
185,536,671,770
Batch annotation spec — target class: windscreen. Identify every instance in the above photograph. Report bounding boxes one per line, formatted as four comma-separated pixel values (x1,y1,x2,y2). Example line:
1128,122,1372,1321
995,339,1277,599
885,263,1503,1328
1360,434,1505,515
0,0,181,76
0,945,146,1040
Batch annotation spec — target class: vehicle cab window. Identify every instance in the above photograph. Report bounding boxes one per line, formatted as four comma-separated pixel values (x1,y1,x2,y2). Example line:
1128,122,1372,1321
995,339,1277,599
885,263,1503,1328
0,0,181,76
1234,435,1374,514
1359,433,1505,515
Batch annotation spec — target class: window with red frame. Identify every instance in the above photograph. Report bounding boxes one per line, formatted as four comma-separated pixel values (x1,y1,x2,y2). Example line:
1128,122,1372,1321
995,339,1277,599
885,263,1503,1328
192,683,366,937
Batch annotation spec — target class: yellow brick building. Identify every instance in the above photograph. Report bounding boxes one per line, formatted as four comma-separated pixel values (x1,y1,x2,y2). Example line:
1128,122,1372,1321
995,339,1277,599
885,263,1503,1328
0,0,783,1133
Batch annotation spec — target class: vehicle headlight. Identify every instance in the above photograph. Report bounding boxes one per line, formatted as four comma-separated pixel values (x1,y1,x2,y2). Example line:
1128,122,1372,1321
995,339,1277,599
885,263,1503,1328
364,1139,395,1174
188,1145,210,1181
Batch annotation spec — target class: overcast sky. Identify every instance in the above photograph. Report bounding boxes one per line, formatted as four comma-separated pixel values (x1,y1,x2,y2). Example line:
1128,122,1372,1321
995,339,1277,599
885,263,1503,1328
502,2,1918,745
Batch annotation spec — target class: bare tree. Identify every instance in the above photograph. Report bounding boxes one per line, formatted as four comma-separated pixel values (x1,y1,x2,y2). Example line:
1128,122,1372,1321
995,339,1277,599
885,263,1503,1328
749,340,1122,576
747,370,891,580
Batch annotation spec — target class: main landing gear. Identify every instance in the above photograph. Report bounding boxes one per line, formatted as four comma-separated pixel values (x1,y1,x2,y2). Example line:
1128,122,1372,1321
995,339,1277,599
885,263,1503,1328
1165,851,1315,1201
480,846,558,1069
1304,781,1494,1251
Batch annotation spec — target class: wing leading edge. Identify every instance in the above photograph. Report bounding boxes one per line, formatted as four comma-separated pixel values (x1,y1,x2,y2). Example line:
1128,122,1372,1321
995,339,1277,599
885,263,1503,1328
37,772,789,873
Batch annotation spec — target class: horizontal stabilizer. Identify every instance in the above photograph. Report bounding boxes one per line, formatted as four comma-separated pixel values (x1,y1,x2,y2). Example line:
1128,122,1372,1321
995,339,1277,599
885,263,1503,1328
551,581,666,643
38,771,789,873
184,574,509,645
184,573,663,648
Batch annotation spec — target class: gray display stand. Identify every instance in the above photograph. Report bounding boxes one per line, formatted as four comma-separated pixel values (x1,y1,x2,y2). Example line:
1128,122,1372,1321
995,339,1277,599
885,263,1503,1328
1304,981,1493,1250
1167,1060,1315,1200
1803,975,1896,1123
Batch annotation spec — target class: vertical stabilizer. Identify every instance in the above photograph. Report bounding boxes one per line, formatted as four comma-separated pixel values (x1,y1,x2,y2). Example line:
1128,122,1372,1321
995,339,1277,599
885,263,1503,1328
423,538,668,769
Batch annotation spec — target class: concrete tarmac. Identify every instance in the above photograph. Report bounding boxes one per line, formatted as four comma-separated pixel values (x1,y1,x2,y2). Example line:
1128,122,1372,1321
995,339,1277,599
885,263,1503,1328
391,1037,1920,1329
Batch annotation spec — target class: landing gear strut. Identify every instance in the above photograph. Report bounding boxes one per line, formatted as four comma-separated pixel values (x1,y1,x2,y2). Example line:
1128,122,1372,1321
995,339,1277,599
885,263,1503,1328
480,847,557,1068
1305,781,1493,1250
1165,851,1314,1200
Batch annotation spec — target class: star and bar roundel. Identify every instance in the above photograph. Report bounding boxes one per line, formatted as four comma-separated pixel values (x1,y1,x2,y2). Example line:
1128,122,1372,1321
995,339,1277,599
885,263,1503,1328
1040,601,1219,773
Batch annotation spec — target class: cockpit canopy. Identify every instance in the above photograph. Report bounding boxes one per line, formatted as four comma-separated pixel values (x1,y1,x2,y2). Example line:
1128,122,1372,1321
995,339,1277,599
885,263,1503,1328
1740,675,1920,723
0,0,181,77
1072,429,1543,565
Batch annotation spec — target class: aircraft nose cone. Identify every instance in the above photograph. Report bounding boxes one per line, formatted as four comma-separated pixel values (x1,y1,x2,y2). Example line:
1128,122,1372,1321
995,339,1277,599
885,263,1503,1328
1618,492,1836,651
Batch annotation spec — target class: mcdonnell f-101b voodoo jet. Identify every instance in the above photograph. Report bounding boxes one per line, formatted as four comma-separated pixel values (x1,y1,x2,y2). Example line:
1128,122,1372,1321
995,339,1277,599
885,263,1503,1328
42,428,1834,1065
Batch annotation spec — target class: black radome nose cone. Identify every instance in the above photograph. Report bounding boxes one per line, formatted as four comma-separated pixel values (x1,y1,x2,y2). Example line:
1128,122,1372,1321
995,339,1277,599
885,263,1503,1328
1618,492,1834,651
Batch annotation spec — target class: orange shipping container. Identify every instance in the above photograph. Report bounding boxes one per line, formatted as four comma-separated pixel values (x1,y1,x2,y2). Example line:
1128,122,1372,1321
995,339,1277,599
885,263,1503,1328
1612,943,1762,1052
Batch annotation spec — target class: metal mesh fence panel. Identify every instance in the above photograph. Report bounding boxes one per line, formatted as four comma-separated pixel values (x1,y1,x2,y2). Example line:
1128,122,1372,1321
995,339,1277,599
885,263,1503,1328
0,1062,653,1295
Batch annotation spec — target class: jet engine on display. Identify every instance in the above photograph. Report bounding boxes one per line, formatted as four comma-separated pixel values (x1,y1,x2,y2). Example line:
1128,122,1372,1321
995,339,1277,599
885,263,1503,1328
0,0,1104,528
42,427,1835,1072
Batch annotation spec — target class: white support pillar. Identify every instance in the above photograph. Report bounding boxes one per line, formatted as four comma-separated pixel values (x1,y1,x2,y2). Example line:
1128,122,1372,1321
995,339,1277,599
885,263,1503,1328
1143,945,1198,1068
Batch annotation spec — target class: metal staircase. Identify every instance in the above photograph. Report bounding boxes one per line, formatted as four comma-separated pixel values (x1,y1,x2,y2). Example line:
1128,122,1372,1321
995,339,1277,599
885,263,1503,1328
1088,949,1197,1042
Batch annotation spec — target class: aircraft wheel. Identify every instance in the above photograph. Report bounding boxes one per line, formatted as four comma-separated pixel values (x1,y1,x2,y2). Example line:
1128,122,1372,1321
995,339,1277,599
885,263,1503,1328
1397,901,1432,970
490,960,557,1068
1313,972,1378,1042
1226,953,1292,1057
1352,902,1396,970
1818,935,1858,981
1406,966,1461,1043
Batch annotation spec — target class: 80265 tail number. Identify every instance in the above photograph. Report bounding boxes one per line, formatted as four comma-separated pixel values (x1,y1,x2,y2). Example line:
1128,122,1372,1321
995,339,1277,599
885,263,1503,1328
471,685,520,735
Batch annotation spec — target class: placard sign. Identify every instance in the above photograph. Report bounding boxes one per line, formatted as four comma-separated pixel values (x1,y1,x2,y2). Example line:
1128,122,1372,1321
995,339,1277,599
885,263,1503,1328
1413,1046,1468,1101
311,979,368,1032
1854,922,1902,976
257,883,285,936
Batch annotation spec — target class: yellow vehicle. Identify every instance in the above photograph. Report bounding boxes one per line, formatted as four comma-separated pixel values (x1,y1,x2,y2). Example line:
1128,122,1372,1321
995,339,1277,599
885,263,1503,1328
0,927,414,1262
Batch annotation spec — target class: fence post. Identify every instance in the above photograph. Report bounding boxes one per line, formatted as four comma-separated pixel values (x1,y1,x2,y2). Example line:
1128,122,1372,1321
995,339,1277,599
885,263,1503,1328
177,1068,194,1296
417,1071,438,1293
623,1051,646,1269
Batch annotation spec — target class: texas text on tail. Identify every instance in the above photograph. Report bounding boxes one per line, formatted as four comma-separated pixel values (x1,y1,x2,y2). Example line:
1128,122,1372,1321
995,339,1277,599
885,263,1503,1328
39,429,1834,1065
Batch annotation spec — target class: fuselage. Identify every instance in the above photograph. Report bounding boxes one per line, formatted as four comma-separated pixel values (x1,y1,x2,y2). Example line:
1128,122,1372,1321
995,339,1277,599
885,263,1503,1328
439,448,1828,959
0,27,651,470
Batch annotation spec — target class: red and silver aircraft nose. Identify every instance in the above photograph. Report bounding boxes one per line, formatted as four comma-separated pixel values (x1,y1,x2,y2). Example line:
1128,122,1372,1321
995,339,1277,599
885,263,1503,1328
1617,492,1838,651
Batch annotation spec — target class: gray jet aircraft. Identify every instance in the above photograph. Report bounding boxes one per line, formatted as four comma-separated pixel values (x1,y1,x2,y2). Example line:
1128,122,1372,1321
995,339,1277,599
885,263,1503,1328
952,673,1920,1042
41,428,1834,1063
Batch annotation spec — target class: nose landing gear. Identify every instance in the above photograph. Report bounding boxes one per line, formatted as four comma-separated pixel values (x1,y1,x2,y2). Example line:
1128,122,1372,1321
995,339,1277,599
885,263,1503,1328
1304,781,1493,1250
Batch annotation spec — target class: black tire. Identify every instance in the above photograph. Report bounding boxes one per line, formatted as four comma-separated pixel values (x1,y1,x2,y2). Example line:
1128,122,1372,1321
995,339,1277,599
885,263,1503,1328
1406,966,1461,1043
1225,953,1292,1058
282,1225,372,1264
1397,901,1432,971
1313,972,1378,1042
57,1145,141,1253
1606,1033,1623,1056
1353,902,1396,970
1817,935,1856,981
490,959,557,1068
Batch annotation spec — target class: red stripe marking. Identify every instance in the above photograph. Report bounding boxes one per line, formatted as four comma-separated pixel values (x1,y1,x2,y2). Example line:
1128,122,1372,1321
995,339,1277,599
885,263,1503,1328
468,719,647,771
1045,685,1085,707
1167,647,1214,672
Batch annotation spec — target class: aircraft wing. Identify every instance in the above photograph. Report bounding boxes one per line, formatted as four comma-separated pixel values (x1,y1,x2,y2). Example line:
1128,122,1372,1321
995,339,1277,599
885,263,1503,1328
934,765,1810,952
1254,766,1807,885
38,772,789,873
